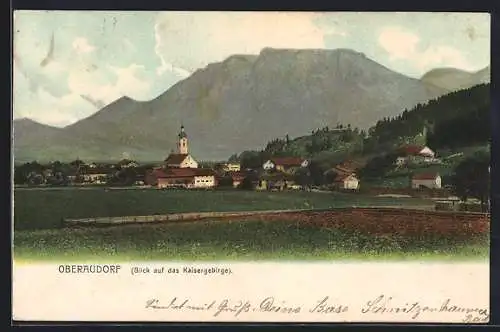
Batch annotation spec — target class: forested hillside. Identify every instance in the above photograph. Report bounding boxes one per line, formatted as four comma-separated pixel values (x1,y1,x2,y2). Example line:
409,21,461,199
234,124,366,170
364,83,490,153
235,83,490,169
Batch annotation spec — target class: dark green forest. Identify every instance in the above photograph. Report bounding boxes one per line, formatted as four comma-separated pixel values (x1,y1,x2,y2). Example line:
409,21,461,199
365,83,490,152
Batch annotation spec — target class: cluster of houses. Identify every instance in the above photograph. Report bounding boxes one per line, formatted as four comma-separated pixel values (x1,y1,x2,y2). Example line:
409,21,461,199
73,159,142,184
141,126,444,191
14,158,145,186
139,126,363,191
16,125,445,191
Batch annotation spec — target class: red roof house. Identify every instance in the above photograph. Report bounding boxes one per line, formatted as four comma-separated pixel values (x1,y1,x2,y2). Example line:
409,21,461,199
398,145,435,158
263,157,309,171
151,168,217,189
411,172,442,189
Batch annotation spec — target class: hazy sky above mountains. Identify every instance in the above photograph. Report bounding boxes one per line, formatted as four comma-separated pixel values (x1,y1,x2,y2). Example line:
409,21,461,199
13,11,490,127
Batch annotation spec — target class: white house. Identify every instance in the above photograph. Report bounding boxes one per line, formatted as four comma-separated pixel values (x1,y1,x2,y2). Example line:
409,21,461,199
263,157,309,172
397,145,437,165
334,173,360,190
411,172,442,189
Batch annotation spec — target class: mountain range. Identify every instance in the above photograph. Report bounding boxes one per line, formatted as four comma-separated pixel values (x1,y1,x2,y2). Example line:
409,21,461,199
12,48,490,162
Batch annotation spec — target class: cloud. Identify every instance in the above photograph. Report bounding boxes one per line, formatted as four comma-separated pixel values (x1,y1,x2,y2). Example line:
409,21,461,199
15,87,96,127
123,38,136,52
67,66,120,104
153,12,328,72
154,21,192,78
378,25,474,72
72,37,95,54
14,61,154,127
14,20,156,127
323,26,348,37
109,64,152,99
378,26,420,60
417,46,473,71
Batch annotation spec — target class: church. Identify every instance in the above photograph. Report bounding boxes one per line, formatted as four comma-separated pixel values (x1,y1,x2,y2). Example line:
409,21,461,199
146,125,216,189
164,125,199,168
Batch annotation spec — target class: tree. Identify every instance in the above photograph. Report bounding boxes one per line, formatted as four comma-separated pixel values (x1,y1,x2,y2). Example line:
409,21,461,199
239,171,259,190
228,153,239,163
294,167,312,187
69,159,85,168
450,151,490,211
108,167,137,186
14,167,25,185
240,151,265,170
358,153,398,179
51,161,64,172
324,169,339,184
14,161,44,185
217,176,234,187
307,160,328,186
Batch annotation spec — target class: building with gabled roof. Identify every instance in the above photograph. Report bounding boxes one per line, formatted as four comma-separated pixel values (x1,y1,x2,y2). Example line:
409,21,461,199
411,172,442,189
164,125,199,169
146,167,216,189
333,173,360,190
396,145,437,167
164,153,198,168
262,157,309,172
398,145,435,157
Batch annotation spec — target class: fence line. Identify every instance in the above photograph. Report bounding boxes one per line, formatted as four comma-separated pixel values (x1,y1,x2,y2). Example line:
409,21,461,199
63,207,490,227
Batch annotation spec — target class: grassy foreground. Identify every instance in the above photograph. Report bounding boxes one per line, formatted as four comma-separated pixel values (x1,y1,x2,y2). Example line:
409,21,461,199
14,219,489,262
14,189,433,230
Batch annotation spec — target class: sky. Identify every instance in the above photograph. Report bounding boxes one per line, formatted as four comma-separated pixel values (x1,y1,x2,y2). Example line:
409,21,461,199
13,11,490,127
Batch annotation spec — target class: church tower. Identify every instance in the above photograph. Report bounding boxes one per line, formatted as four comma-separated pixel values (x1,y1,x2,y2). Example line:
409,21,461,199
178,125,189,154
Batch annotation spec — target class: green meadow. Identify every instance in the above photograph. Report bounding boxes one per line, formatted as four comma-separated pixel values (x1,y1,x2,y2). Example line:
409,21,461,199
14,188,433,230
14,219,489,262
13,188,487,262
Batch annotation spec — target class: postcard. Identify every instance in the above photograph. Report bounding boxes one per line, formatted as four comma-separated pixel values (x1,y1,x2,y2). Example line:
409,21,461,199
12,11,491,323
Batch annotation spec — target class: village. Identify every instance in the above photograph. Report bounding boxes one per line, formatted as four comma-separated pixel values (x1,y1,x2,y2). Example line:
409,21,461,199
15,125,448,193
